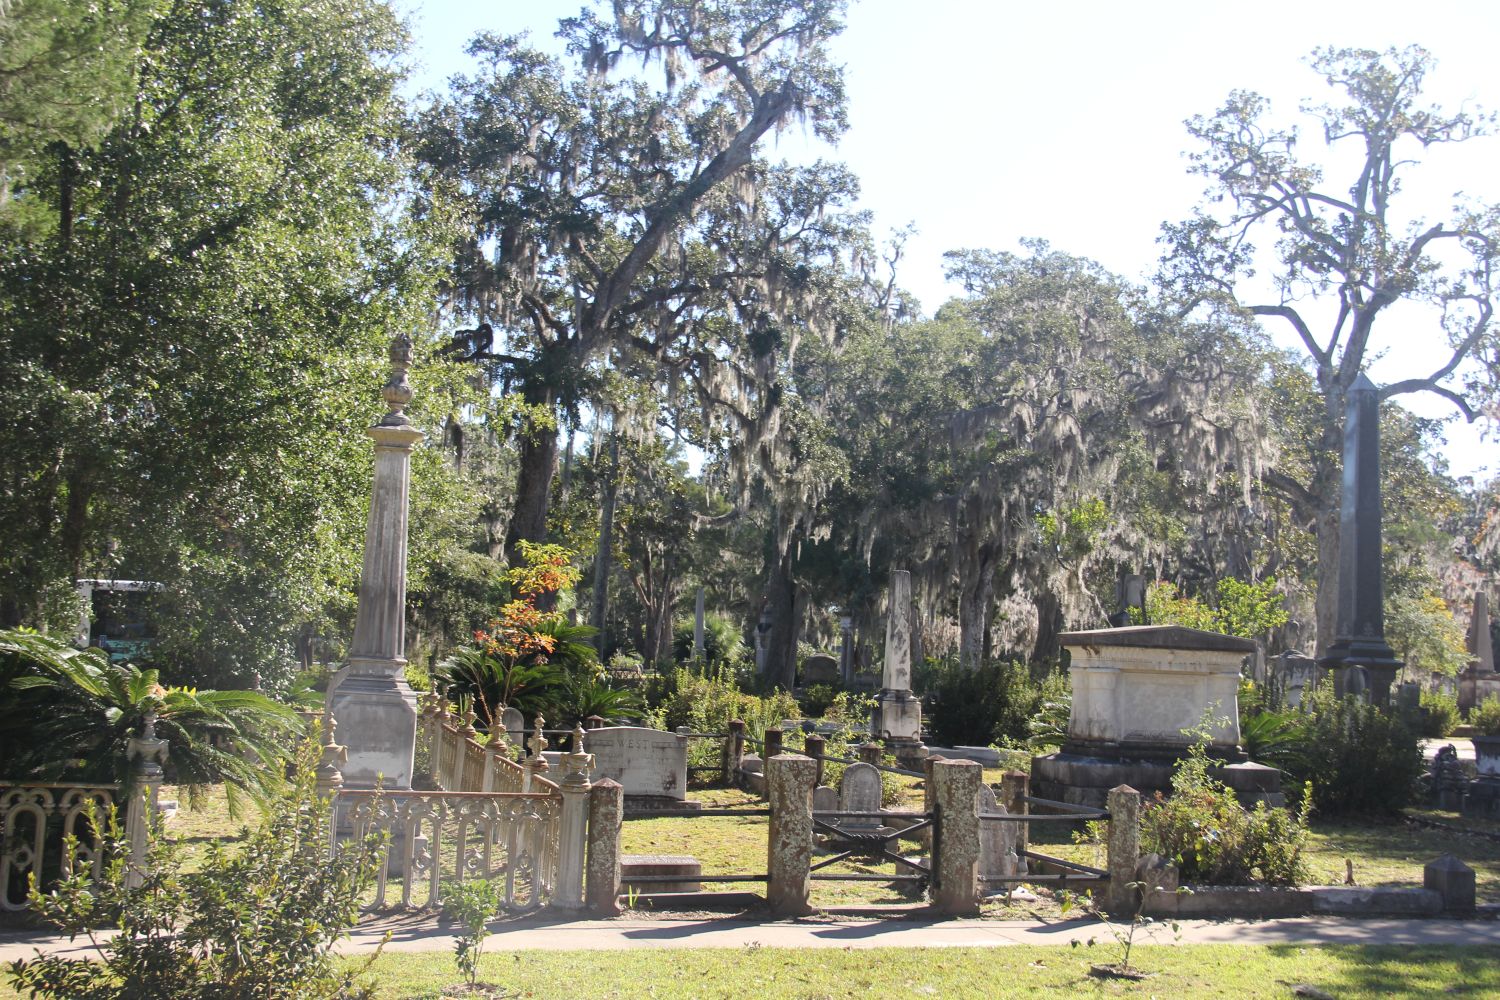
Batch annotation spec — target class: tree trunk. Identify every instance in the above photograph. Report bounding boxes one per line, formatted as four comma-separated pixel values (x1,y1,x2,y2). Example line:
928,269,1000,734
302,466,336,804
764,546,798,690
590,434,619,655
1030,589,1063,671
504,384,559,570
958,545,997,672
1311,394,1346,658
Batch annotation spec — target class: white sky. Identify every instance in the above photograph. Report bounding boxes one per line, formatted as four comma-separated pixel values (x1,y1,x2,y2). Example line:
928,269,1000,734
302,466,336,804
395,0,1500,481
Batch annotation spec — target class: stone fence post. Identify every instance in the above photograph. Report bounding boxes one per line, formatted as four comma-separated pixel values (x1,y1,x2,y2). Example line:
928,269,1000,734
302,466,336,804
763,727,784,762
857,741,883,766
555,725,593,910
724,719,746,785
124,714,168,890
999,770,1029,858
931,758,981,916
1105,784,1141,915
587,779,623,915
766,753,815,916
805,734,826,788
522,717,550,793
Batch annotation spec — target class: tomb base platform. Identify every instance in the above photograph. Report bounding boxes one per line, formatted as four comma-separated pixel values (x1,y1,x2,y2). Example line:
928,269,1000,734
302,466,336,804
1031,751,1283,810
623,795,702,816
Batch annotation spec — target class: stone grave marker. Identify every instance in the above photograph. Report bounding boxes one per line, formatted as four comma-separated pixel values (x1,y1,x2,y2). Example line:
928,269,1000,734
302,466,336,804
812,785,837,814
801,654,839,686
501,706,525,749
585,726,688,801
978,784,1016,882
839,762,882,832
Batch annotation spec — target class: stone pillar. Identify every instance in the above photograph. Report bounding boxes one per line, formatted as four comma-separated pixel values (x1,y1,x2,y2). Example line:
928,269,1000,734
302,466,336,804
523,717,550,793
805,734,826,788
931,759,981,916
838,615,854,686
754,608,772,677
876,570,924,763
329,335,424,790
555,725,593,910
858,741,883,766
1105,784,1142,915
999,771,1029,858
587,778,624,915
1320,372,1401,705
693,587,706,665
724,719,746,785
124,713,168,889
1424,854,1476,915
763,727,783,762
766,753,815,915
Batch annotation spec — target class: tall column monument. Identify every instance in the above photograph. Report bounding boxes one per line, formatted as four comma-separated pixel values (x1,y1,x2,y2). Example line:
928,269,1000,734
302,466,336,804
1320,372,1402,706
328,334,424,789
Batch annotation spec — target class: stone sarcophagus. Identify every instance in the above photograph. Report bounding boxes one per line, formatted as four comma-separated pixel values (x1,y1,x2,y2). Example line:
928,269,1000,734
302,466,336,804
1061,625,1251,759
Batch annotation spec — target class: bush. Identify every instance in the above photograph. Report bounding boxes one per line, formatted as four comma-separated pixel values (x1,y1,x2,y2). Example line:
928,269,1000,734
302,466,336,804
925,659,1063,748
1419,690,1460,738
8,740,384,999
1141,739,1311,887
671,613,749,671
799,683,838,718
1297,691,1424,815
1472,696,1500,736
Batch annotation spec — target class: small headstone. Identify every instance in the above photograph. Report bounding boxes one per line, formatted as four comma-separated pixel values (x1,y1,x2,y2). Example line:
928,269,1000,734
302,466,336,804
1424,854,1476,914
812,785,837,813
740,752,764,775
978,784,1014,881
501,706,525,747
801,653,839,686
838,762,882,832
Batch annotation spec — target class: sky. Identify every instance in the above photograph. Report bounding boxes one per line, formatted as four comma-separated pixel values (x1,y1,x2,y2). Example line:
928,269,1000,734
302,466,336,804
394,0,1500,481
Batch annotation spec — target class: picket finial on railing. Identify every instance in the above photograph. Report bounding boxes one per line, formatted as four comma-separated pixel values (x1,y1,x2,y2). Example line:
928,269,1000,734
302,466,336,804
461,707,479,740
317,713,347,797
561,724,594,789
528,716,550,758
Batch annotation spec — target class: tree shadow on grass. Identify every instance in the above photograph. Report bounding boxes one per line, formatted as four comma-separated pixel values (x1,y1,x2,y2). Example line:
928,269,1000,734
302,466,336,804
1264,944,1500,998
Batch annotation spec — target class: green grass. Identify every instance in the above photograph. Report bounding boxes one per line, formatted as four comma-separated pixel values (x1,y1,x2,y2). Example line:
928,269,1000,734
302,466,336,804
335,945,1500,999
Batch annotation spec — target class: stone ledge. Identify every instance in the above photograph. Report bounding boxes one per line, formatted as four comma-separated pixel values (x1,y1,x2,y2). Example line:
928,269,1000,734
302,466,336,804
1144,884,1444,919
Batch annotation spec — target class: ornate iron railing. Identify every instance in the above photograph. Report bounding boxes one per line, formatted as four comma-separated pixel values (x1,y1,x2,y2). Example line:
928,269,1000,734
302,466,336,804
0,783,118,911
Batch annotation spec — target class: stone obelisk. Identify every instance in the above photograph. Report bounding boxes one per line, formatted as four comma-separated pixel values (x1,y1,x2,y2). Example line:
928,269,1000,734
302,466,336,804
328,334,424,789
875,569,925,767
1320,372,1401,706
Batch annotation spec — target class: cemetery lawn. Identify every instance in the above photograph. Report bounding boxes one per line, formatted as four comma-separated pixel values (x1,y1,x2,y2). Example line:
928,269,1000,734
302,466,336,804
349,944,1500,998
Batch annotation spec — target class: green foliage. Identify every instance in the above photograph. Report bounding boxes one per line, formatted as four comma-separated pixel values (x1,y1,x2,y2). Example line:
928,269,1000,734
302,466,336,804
646,667,798,742
926,660,1064,748
1298,691,1424,815
1237,709,1310,781
441,878,503,989
6,739,385,999
1472,697,1500,737
1141,738,1311,886
1141,577,1288,639
799,683,838,718
435,647,565,732
671,613,749,671
0,628,300,811
1419,690,1460,738
553,675,643,729
1386,592,1470,677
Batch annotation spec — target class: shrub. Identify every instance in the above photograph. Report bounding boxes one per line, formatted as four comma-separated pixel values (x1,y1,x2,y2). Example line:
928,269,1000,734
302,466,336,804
442,878,504,991
647,667,797,740
1141,739,1310,886
671,613,749,671
1472,696,1500,736
799,683,838,718
925,659,1062,748
7,740,384,999
1296,691,1424,815
1419,690,1460,738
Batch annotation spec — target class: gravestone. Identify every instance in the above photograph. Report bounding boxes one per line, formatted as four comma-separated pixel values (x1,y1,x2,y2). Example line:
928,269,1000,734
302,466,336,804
584,726,688,802
801,653,839,686
978,784,1016,882
501,706,525,749
875,570,924,765
739,752,764,775
838,762,883,833
1460,591,1499,715
812,785,837,814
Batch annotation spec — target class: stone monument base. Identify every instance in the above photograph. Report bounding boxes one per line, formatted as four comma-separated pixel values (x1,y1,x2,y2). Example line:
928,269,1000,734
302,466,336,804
1032,751,1283,809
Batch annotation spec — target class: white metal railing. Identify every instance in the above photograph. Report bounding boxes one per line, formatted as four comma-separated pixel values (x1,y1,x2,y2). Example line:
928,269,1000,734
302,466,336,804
0,783,119,911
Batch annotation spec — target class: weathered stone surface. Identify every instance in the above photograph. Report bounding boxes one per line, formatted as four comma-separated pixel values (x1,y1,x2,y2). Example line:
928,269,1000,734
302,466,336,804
931,759,981,915
1310,886,1442,916
999,771,1029,858
838,762,882,832
583,726,688,800
766,754,815,915
876,570,923,746
1471,591,1494,673
586,779,623,915
739,751,764,775
501,706,525,747
620,854,702,893
1062,630,1245,755
977,783,1015,882
1105,785,1141,915
1425,854,1476,914
812,785,837,814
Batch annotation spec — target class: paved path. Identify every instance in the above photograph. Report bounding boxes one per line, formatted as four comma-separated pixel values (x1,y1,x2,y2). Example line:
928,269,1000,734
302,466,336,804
5,914,1498,962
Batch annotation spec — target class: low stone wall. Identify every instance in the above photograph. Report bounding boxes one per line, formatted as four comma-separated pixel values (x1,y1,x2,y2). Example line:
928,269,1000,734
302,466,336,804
1144,884,1446,919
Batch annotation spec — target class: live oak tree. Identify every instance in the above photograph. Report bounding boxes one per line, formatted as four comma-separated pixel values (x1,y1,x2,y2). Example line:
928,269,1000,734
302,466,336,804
1161,46,1500,653
414,0,852,570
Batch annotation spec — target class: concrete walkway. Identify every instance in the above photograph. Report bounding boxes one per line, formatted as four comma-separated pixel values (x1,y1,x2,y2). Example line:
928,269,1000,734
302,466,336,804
4,913,1498,963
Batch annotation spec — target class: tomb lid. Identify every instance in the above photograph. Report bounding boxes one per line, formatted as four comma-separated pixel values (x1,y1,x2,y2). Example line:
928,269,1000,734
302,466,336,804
1058,624,1255,654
